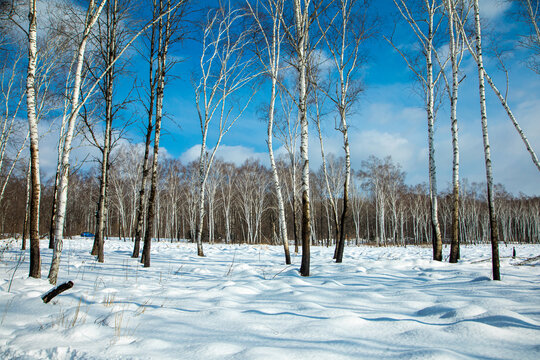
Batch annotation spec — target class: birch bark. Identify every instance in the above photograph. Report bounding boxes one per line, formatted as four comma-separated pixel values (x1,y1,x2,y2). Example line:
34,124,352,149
316,0,370,262
389,0,443,260
292,0,312,276
92,0,119,263
472,0,500,280
26,0,41,279
49,0,109,285
426,3,443,261
247,0,290,264
446,0,460,263
194,5,256,257
142,0,171,268
133,0,158,258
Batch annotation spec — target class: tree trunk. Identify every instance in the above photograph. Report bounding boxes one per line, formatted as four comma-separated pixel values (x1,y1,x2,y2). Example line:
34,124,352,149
142,2,170,267
427,7,443,261
92,0,117,263
133,5,158,258
131,109,153,257
49,0,108,285
26,0,41,279
42,281,74,303
447,0,460,264
473,0,500,280
22,160,31,250
293,0,311,277
268,77,291,264
49,113,68,251
336,110,350,263
195,164,207,256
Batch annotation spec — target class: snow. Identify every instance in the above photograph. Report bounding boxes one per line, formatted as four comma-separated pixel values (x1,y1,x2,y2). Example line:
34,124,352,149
1,239,539,359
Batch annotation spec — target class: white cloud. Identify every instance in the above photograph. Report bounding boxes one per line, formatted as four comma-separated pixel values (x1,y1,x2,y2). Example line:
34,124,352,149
479,0,511,20
180,144,269,167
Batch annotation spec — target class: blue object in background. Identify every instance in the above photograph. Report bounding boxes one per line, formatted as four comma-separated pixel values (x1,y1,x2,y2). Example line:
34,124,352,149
81,232,95,238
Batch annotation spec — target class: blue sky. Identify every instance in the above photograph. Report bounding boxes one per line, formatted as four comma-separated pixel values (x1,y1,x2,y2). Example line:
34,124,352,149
38,0,539,196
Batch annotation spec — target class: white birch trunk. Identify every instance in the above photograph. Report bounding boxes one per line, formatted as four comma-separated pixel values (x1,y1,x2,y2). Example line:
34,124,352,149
195,140,208,255
26,0,41,279
447,0,460,263
93,0,118,263
473,0,500,280
268,94,291,262
426,4,443,261
49,0,108,285
248,0,290,263
142,0,172,267
293,0,311,276
267,55,290,264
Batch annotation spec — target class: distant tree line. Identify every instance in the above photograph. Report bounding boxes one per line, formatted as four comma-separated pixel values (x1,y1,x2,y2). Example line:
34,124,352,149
2,148,538,248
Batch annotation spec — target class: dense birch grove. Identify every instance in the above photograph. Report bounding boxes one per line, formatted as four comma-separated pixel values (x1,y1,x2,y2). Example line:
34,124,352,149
1,151,539,246
0,0,538,281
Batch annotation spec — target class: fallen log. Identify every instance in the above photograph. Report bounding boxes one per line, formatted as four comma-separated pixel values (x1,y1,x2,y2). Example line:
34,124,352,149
42,281,74,303
515,255,540,266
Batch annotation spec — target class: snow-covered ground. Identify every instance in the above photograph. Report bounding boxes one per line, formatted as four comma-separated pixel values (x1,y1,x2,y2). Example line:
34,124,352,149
1,239,539,359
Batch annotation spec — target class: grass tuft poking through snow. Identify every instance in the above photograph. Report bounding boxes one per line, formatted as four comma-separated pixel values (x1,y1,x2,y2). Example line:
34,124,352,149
0,238,539,359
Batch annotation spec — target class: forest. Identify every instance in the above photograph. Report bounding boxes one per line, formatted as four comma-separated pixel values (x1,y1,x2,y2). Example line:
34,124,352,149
0,0,539,284
2,151,539,249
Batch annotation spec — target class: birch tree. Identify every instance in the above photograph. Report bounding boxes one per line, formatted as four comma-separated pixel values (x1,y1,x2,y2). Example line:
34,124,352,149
193,3,257,256
388,0,444,261
88,0,126,263
471,0,500,280
247,0,291,264
294,0,311,276
25,0,41,278
48,0,108,284
437,0,470,263
133,0,160,258
6,0,59,273
285,0,328,276
446,0,460,263
317,0,372,262
142,0,183,267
